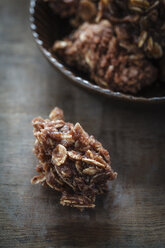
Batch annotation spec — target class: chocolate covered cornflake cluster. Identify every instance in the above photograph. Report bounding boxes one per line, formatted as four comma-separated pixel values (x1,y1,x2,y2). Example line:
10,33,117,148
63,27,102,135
45,0,165,94
53,20,157,94
31,107,117,210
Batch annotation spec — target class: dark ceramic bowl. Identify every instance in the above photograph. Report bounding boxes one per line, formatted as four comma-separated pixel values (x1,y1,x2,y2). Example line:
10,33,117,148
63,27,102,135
29,0,165,103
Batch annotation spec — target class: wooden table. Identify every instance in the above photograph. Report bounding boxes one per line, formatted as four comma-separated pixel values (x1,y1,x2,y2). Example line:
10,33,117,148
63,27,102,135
0,1,165,247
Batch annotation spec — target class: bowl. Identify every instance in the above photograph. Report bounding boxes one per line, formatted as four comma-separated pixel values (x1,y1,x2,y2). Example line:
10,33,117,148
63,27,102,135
29,0,165,103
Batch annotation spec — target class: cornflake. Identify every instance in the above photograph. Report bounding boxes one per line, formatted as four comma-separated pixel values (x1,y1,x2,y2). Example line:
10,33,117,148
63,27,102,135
48,0,165,93
31,107,117,210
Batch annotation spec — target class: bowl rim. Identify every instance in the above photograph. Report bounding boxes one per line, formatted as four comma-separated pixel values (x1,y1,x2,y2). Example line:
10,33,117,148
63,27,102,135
29,0,165,104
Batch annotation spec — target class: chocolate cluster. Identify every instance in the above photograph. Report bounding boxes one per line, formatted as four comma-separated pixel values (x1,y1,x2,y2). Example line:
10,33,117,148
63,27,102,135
46,0,165,94
31,107,117,210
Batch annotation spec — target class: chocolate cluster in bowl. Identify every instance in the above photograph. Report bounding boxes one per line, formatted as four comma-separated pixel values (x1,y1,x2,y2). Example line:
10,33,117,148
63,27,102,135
31,107,117,210
44,0,165,94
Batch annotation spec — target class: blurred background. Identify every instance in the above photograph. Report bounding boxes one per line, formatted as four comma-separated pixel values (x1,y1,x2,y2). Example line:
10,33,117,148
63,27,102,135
0,1,165,248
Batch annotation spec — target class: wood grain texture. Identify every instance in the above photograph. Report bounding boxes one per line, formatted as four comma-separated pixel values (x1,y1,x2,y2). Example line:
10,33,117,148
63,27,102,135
0,1,165,247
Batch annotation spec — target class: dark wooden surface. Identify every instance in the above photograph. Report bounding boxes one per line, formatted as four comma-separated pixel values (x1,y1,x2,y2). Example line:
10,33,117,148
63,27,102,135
0,1,165,248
